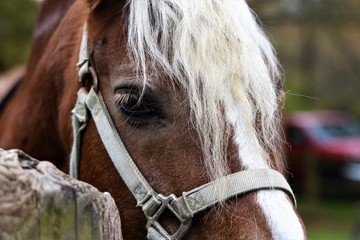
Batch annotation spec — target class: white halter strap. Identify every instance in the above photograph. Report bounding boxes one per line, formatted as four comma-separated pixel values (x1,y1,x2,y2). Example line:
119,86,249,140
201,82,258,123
69,24,296,240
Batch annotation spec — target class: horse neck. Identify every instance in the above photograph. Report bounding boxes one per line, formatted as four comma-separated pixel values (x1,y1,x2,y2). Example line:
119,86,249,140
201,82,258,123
0,0,86,171
27,0,75,72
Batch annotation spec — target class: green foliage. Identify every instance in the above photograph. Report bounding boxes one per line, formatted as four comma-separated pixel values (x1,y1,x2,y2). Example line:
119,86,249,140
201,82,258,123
250,0,360,118
0,0,38,71
298,199,358,240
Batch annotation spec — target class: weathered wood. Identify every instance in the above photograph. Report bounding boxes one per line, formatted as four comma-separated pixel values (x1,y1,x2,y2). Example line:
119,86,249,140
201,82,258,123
0,149,122,240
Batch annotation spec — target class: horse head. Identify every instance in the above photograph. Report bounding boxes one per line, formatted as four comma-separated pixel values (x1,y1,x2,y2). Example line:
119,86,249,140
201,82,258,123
1,0,306,239
68,0,306,238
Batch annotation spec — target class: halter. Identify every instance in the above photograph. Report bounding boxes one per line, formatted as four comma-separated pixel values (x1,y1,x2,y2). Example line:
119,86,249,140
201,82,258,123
70,24,296,240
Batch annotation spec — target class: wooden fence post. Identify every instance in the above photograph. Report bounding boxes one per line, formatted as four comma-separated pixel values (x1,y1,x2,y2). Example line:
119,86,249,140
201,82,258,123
0,149,123,240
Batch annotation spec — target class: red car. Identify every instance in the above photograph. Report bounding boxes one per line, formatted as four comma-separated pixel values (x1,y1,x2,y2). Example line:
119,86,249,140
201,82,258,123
284,111,360,197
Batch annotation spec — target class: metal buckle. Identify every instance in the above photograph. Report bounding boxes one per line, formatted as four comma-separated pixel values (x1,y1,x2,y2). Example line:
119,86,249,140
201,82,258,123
145,194,192,240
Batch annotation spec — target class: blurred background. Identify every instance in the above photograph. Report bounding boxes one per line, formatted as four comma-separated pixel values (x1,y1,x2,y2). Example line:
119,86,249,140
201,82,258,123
249,1,360,239
0,1,37,71
0,1,359,239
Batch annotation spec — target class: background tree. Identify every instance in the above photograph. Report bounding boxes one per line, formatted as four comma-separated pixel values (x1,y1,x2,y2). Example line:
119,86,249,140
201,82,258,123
0,1,38,71
251,0,360,118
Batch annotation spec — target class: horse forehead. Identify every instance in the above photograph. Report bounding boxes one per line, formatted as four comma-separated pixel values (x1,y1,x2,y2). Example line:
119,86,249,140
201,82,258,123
106,56,178,90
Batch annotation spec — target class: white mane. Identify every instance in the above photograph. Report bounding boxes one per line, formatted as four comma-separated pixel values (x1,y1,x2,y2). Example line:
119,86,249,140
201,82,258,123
127,0,283,182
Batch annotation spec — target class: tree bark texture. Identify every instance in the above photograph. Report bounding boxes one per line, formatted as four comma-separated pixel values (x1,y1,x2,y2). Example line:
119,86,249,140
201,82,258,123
0,149,122,240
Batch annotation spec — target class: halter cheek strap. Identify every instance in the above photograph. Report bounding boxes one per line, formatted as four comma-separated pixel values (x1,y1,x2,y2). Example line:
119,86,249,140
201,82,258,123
69,24,296,240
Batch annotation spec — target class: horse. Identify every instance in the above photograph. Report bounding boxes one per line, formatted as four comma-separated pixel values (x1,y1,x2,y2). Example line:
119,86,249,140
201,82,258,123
0,0,306,239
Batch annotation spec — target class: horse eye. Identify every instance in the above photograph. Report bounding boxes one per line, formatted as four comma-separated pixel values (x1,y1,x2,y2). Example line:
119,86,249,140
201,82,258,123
116,91,161,121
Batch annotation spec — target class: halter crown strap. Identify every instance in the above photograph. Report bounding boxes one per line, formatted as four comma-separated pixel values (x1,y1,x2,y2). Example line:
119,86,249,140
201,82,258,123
77,23,90,81
69,24,296,240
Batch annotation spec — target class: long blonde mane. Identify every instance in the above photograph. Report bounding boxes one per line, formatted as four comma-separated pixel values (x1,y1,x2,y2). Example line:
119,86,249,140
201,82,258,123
127,0,283,182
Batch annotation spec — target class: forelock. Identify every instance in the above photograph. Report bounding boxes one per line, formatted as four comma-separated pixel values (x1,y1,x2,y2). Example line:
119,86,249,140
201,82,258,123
126,0,283,183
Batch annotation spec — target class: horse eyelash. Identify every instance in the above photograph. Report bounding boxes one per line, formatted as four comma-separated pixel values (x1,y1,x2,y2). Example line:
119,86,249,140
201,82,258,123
116,93,140,107
115,91,163,121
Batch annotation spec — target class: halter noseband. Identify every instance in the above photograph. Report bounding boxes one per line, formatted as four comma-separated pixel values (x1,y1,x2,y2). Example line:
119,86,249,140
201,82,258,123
69,24,296,240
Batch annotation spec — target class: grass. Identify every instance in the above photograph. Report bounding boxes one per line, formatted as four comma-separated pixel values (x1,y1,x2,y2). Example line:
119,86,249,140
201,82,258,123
298,198,359,240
